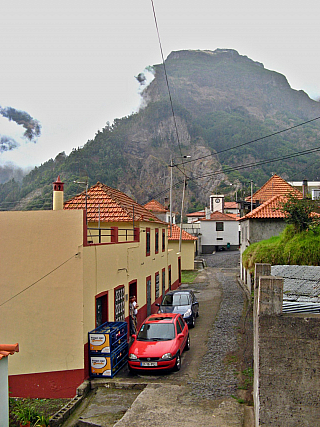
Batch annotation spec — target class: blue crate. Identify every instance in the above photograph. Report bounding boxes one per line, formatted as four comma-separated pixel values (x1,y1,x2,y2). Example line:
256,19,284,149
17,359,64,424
90,341,128,378
88,321,127,354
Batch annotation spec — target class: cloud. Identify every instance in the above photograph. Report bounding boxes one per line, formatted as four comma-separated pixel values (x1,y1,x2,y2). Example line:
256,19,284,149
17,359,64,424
0,106,41,142
0,135,20,153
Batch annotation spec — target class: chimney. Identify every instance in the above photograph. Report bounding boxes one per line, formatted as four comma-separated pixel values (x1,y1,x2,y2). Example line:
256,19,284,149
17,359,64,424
205,207,211,219
53,175,64,210
302,179,308,199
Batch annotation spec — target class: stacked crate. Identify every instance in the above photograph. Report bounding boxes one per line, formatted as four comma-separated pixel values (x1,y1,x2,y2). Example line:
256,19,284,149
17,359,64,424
88,321,128,378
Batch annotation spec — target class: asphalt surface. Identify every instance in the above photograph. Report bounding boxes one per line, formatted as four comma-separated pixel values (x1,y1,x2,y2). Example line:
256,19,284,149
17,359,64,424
63,251,252,427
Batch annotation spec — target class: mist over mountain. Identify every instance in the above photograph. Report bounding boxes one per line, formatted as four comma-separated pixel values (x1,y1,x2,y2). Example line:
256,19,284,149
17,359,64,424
1,49,320,212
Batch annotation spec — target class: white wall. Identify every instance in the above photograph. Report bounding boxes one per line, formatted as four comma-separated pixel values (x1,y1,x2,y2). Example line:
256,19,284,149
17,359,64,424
200,220,239,247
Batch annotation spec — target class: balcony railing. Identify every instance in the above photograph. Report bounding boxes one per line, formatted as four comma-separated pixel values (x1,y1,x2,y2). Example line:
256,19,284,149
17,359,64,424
87,226,139,245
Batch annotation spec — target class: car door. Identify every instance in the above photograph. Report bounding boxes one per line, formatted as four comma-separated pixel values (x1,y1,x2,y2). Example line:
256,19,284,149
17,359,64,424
176,316,187,352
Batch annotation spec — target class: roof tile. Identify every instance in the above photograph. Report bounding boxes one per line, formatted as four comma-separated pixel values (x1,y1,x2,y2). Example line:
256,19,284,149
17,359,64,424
246,174,302,203
64,182,164,224
168,224,197,241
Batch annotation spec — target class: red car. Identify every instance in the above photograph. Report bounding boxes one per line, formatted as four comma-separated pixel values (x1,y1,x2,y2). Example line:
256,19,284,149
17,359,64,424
128,313,190,372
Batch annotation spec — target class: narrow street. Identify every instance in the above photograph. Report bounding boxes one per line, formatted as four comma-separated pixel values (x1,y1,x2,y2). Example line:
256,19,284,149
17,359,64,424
63,251,252,427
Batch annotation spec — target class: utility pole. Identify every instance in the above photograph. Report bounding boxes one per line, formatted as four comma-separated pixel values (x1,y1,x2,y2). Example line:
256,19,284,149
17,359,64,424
169,156,173,237
179,175,186,253
251,180,253,212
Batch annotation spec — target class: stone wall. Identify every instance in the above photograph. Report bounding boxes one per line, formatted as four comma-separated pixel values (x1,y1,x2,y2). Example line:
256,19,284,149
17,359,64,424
254,264,320,426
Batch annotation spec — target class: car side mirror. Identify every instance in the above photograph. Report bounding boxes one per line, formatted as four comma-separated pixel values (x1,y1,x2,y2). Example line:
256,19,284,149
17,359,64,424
155,303,160,307
178,333,184,339
132,334,137,339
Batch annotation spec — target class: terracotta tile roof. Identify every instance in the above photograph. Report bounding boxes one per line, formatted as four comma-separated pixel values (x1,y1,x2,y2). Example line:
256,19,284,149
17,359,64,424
200,211,237,221
144,199,168,213
246,174,302,203
240,195,288,220
64,182,164,224
0,343,19,360
186,210,205,217
168,224,197,241
224,201,238,209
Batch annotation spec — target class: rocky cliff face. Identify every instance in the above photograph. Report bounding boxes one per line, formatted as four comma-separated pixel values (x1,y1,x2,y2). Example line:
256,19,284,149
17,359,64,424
2,49,320,212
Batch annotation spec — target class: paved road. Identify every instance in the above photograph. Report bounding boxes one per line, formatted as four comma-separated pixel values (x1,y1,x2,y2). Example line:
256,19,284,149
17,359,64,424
63,251,251,427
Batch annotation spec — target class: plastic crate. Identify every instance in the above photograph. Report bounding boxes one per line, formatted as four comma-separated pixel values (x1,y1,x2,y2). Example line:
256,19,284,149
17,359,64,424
90,341,128,378
88,321,127,354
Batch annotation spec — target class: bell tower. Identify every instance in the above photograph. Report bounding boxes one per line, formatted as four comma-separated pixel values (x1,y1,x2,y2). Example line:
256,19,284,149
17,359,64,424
53,175,64,210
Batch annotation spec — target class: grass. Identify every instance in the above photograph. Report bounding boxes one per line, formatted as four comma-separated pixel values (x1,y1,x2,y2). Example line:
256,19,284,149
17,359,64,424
242,225,320,274
181,270,199,283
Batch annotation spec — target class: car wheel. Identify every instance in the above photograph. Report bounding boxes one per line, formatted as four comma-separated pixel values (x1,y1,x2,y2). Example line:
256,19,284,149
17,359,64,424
174,352,181,371
185,334,190,351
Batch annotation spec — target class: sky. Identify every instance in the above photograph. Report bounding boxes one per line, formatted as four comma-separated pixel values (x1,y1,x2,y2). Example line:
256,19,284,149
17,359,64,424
0,0,319,171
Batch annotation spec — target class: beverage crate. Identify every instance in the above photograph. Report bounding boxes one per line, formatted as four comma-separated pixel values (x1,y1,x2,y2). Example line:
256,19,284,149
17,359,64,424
88,321,127,354
90,341,128,378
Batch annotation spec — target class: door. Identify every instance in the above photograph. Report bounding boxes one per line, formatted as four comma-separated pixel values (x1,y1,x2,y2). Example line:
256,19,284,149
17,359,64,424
146,277,152,316
96,293,108,328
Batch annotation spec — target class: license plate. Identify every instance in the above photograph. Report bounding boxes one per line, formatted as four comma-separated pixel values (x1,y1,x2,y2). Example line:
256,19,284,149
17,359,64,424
141,361,157,367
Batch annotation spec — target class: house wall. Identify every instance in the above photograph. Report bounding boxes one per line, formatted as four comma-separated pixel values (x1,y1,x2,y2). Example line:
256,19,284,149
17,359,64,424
200,220,239,253
254,272,320,426
83,221,180,332
240,218,286,290
0,210,85,398
167,240,196,270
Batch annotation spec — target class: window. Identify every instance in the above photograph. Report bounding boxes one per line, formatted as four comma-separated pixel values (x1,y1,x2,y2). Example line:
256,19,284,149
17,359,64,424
176,319,182,335
177,316,185,331
216,222,224,231
155,272,160,299
155,228,159,254
114,286,125,321
146,228,150,256
162,229,166,252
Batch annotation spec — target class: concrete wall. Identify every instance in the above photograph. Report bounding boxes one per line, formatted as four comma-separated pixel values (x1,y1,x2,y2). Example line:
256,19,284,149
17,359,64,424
254,266,320,426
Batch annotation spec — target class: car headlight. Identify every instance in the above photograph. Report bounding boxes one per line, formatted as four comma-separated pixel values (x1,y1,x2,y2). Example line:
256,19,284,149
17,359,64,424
184,309,192,318
129,353,138,360
161,352,172,360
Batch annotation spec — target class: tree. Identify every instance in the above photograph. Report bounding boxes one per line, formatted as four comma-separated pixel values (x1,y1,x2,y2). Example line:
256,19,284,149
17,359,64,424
279,193,320,232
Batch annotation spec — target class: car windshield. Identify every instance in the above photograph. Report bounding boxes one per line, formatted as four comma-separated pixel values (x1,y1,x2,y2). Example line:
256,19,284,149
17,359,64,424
137,322,175,341
162,293,190,306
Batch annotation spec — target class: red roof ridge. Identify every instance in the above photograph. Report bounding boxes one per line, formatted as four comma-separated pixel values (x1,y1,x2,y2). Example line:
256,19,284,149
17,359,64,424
0,343,19,360
246,174,302,203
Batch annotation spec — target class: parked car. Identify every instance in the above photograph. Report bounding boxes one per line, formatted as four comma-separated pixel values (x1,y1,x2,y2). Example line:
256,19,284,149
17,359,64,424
128,313,190,372
156,290,199,328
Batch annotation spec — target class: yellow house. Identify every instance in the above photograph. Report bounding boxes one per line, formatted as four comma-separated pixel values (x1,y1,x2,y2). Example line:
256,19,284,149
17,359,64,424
143,200,197,270
0,179,180,398
168,224,197,270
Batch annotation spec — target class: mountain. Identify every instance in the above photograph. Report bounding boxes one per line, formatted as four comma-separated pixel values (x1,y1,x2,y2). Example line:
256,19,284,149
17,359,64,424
1,48,320,213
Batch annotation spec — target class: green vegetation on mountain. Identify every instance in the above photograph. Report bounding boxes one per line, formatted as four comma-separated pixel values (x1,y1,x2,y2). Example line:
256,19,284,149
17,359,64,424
1,48,320,211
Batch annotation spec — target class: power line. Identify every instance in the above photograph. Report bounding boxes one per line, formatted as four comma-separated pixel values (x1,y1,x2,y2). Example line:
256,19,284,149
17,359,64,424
150,0,186,174
172,115,320,167
0,252,80,308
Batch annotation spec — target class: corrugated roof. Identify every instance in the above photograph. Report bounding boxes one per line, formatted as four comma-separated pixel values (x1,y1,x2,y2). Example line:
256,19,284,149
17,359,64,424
200,211,237,221
272,265,320,304
0,343,19,360
64,182,164,224
144,199,168,213
246,174,302,203
168,224,197,241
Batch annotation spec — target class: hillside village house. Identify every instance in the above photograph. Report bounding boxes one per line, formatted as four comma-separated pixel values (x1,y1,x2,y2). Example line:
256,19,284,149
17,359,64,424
0,178,180,398
144,200,197,268
199,211,239,253
239,174,303,289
